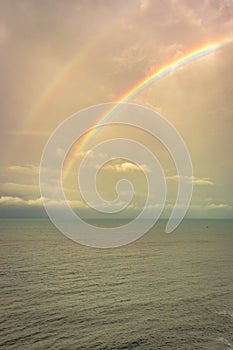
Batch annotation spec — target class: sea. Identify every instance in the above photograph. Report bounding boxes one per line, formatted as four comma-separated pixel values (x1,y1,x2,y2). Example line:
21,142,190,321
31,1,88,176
0,219,232,350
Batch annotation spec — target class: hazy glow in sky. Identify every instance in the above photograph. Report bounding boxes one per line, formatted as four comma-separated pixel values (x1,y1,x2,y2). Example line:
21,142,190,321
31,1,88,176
0,0,232,218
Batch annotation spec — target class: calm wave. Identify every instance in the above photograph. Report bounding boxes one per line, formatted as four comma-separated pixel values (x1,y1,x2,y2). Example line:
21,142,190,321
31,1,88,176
0,219,232,349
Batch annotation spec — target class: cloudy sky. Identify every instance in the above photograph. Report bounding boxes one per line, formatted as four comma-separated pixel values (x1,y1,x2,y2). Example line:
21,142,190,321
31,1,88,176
0,0,232,219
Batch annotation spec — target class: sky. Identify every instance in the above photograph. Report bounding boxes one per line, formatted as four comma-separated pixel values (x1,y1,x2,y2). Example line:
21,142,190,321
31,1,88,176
0,0,232,219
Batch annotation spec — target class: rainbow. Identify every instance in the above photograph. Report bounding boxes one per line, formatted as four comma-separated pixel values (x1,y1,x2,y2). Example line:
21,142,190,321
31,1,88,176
62,37,233,178
4,2,136,166
22,4,135,131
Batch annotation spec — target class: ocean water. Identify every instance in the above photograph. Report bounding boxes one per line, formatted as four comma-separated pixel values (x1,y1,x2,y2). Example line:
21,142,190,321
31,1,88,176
0,219,232,350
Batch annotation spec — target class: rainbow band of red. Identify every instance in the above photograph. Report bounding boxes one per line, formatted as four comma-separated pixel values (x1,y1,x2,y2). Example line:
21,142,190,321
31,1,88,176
62,38,233,178
3,3,136,166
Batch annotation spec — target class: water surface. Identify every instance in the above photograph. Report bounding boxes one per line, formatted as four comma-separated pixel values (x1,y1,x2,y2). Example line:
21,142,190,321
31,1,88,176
0,219,232,349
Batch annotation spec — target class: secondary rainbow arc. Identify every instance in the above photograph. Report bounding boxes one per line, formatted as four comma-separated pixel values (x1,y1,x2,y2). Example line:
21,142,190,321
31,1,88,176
62,37,233,179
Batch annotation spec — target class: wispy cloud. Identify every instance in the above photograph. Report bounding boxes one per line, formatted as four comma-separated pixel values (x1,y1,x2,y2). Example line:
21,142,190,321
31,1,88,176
206,203,232,209
0,196,42,206
192,177,214,186
75,150,107,160
6,164,39,175
0,195,87,209
166,175,214,185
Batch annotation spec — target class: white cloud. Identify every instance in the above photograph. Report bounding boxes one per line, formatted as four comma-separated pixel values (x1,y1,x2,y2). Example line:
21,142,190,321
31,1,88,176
73,150,107,160
0,196,42,206
0,195,87,209
192,177,214,186
74,150,92,159
104,162,151,173
6,164,39,175
166,175,214,185
206,203,232,209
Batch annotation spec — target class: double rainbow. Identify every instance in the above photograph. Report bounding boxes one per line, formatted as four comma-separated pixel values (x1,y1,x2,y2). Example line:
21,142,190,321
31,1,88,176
62,38,232,178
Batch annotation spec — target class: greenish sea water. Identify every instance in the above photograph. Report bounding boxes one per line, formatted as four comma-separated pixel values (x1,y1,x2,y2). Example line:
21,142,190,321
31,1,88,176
0,219,232,349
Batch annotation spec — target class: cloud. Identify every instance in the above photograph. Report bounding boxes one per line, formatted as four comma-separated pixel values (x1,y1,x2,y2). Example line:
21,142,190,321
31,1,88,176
74,150,107,160
6,164,39,175
0,196,42,206
0,0,232,219
192,177,214,185
166,175,214,185
0,195,87,209
206,203,232,209
104,162,151,173
0,182,39,196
